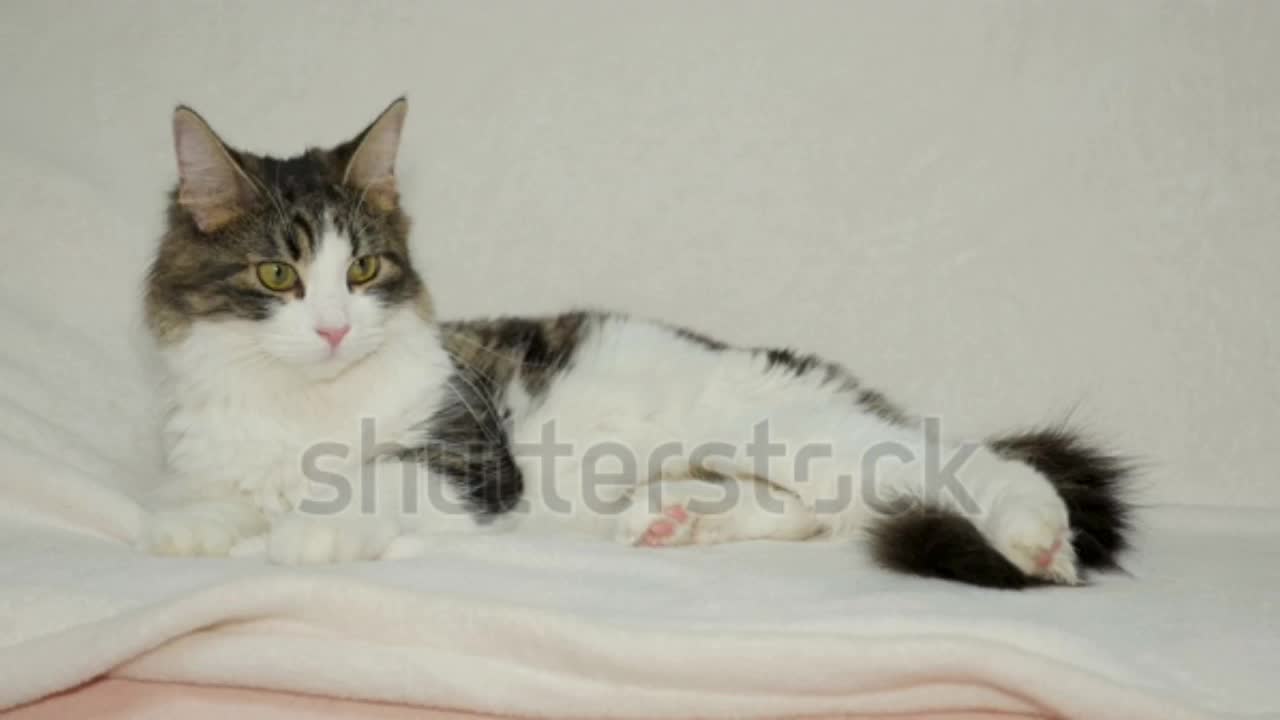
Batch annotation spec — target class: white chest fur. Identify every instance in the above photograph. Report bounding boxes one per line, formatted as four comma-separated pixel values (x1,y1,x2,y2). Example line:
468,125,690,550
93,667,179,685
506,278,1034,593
159,315,454,513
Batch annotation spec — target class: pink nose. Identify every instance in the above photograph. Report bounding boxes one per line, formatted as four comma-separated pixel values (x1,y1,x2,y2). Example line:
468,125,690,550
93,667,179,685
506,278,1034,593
316,325,350,349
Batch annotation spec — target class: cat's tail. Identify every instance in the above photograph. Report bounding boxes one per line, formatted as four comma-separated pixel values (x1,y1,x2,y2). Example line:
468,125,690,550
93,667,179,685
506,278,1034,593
868,427,1134,589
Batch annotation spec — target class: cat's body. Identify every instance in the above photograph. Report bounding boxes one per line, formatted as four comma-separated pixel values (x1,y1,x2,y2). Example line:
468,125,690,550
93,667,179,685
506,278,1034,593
142,99,1131,588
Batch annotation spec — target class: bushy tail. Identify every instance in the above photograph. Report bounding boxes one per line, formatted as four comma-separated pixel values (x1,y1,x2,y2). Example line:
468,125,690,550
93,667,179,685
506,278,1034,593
869,427,1134,589
869,504,1047,589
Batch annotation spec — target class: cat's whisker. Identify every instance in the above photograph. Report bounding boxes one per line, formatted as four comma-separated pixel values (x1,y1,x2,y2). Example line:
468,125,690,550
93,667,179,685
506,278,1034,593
444,332,562,371
445,373,505,446
449,359,516,423
443,384,503,447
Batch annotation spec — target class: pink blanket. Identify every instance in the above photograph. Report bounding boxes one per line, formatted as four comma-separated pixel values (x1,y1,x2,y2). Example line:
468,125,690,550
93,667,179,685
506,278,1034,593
9,679,1049,720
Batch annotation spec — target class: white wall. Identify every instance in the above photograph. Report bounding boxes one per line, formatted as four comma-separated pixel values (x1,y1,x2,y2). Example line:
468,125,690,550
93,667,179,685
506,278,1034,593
1,1,1276,507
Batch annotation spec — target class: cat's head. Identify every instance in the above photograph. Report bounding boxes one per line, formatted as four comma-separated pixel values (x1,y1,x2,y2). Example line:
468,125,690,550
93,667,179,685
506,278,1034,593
146,98,432,380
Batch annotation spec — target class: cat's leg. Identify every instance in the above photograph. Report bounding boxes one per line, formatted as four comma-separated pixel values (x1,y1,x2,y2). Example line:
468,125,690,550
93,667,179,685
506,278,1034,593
266,457,491,564
726,408,1082,583
655,357,1083,583
617,475,821,548
139,485,268,557
266,458,415,565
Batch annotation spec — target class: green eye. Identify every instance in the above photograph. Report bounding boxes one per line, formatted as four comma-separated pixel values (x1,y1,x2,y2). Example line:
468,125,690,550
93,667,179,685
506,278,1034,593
256,261,299,291
347,255,381,285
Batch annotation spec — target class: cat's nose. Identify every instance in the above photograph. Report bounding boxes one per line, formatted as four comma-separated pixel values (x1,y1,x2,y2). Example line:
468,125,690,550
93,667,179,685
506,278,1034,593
316,325,350,349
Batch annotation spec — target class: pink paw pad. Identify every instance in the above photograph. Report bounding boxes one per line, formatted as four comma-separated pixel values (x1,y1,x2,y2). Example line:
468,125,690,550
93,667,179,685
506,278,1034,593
1034,537,1064,570
638,505,692,547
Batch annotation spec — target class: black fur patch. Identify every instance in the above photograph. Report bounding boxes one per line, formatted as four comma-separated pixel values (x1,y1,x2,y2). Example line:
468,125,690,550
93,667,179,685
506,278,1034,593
670,325,729,351
854,387,912,426
752,345,912,425
282,224,303,261
869,504,1046,590
758,347,823,376
408,369,523,518
441,312,592,399
486,317,577,372
989,428,1133,570
870,428,1133,589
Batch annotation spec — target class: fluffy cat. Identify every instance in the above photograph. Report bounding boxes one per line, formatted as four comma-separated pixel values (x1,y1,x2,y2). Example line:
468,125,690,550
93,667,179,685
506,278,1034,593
140,98,1131,588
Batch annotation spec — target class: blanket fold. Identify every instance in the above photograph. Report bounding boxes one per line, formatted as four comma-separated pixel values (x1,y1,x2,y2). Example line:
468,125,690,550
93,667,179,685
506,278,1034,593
1,475,1275,719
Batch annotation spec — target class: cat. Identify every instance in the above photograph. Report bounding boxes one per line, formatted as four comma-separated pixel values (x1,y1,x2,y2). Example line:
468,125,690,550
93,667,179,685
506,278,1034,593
140,98,1132,589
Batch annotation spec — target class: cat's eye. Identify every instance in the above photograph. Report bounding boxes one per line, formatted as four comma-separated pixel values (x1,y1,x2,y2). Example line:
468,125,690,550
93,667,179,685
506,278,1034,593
256,261,299,292
347,256,381,285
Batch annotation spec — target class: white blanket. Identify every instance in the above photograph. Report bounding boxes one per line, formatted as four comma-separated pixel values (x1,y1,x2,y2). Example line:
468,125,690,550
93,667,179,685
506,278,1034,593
0,460,1276,719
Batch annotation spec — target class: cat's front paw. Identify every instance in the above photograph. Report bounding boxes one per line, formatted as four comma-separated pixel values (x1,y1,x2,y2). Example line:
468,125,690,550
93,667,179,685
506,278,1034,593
986,491,1079,584
142,502,266,557
267,515,401,565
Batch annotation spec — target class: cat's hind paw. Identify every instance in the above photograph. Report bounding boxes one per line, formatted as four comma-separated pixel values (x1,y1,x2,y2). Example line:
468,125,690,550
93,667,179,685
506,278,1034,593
628,504,698,548
618,479,821,549
987,495,1080,585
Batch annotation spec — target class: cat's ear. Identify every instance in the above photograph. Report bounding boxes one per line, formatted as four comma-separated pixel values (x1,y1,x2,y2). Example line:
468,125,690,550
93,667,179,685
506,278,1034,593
172,107,258,233
339,97,408,211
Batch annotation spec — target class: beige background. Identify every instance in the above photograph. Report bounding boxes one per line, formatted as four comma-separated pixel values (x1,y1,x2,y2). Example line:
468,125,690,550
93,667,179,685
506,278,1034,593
0,1,1276,507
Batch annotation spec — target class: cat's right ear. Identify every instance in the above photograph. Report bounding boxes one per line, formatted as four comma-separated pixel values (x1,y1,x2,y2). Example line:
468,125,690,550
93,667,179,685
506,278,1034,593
338,98,408,212
172,107,257,233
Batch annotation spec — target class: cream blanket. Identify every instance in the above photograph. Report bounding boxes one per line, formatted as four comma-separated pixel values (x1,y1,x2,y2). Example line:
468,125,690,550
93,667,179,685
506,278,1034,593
0,452,1275,718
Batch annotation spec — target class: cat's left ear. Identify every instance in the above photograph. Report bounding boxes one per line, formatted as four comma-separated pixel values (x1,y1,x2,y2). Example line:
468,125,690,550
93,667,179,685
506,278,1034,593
339,97,408,211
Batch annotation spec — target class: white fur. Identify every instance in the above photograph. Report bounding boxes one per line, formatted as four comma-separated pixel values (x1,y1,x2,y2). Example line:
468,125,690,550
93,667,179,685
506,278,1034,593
502,317,1072,581
144,228,465,562
144,259,1073,578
